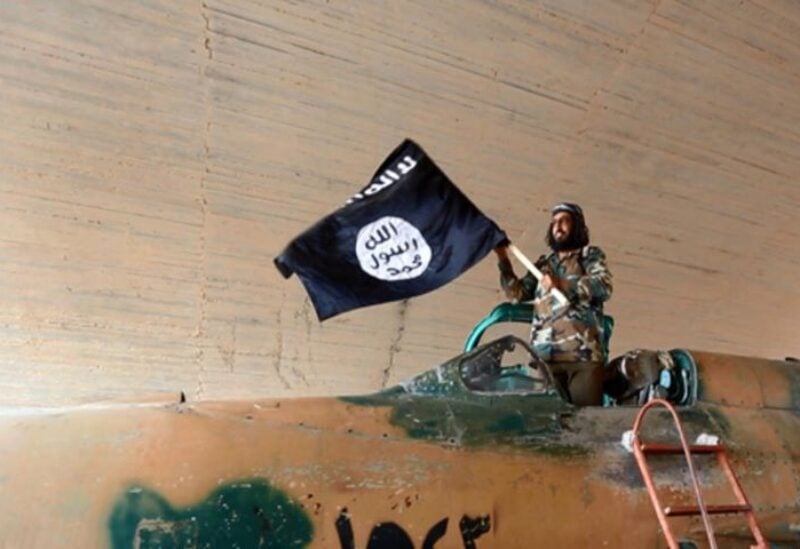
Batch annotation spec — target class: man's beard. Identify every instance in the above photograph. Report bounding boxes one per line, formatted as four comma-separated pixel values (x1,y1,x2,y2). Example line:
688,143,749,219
547,228,583,252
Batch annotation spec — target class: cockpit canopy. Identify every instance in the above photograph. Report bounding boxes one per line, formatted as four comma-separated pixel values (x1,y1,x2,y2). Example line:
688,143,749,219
458,336,559,396
400,335,697,407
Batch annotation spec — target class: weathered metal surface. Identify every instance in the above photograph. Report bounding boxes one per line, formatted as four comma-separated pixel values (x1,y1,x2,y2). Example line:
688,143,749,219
1,348,799,547
693,351,800,410
1,1,799,406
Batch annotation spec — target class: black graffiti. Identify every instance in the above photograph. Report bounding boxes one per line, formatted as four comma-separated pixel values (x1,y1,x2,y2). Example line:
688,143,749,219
336,509,356,549
336,508,490,549
459,515,491,549
421,518,448,549
367,523,414,549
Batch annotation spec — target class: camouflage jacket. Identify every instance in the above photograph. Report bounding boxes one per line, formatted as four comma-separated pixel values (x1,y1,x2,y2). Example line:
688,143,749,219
499,246,613,363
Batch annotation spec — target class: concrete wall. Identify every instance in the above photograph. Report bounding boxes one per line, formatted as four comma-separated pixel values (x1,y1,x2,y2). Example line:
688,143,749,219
1,0,798,405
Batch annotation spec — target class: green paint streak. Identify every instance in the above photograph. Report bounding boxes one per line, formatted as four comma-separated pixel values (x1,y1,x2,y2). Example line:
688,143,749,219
695,375,706,402
699,405,732,437
108,480,313,549
783,362,800,413
345,389,587,454
344,337,592,455
343,347,581,452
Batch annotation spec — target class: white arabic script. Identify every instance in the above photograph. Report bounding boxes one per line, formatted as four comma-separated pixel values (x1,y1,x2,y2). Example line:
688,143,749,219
355,216,432,281
346,155,418,205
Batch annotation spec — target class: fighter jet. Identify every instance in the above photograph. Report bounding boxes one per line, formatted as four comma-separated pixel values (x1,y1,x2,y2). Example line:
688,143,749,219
0,304,797,548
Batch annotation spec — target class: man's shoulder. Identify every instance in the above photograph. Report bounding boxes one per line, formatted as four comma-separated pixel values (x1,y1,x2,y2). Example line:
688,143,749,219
582,245,606,256
581,245,608,262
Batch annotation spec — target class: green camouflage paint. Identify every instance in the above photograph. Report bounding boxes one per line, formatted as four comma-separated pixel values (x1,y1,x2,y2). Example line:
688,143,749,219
108,479,313,548
699,405,732,437
343,345,588,453
783,363,800,412
344,388,577,451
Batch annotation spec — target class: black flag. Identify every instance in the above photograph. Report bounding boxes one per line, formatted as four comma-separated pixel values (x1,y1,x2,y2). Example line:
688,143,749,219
274,139,507,320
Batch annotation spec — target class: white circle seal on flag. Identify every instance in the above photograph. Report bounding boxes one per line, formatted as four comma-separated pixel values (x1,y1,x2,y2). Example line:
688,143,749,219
355,216,432,281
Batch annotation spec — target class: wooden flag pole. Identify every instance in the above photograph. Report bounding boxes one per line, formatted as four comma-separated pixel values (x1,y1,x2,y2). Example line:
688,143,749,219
507,244,569,308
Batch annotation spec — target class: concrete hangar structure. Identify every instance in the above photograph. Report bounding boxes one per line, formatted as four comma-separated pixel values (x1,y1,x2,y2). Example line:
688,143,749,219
0,1,799,547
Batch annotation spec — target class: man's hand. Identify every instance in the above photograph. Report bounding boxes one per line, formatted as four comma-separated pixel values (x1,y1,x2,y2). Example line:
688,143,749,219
540,274,561,292
494,244,509,261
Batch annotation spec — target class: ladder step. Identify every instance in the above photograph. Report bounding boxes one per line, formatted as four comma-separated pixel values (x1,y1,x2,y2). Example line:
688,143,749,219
640,443,722,455
664,504,751,517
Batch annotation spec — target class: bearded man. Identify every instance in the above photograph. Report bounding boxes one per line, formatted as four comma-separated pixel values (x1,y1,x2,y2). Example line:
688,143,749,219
495,203,613,406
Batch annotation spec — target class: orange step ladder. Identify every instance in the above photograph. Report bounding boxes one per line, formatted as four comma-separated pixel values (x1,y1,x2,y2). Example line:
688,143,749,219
631,399,767,549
